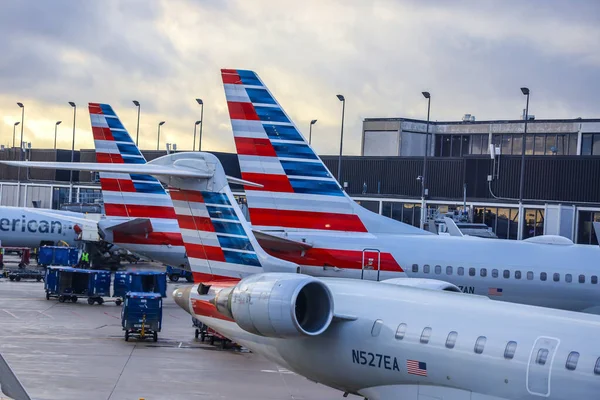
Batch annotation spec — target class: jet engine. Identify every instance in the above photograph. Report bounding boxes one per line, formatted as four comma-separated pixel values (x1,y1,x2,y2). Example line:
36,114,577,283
214,273,334,338
381,278,461,292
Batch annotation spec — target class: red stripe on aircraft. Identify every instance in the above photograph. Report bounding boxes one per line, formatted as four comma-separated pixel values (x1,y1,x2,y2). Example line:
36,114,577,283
96,153,124,164
249,208,368,232
88,103,103,114
169,189,205,203
264,247,403,273
92,126,114,141
241,172,294,193
187,243,226,262
221,70,242,85
176,215,215,232
191,298,234,322
191,272,239,285
113,231,184,246
234,137,277,157
104,203,177,219
227,101,259,121
100,178,136,192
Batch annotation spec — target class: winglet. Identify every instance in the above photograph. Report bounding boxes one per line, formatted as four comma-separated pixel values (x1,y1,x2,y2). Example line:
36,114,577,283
0,352,31,400
594,222,600,247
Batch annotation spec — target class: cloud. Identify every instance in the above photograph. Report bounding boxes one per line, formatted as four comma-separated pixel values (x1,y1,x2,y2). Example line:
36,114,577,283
0,0,599,155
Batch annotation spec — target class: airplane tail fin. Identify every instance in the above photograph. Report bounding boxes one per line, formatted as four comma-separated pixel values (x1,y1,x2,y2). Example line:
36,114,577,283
221,69,427,235
0,352,31,400
88,103,184,254
150,152,299,282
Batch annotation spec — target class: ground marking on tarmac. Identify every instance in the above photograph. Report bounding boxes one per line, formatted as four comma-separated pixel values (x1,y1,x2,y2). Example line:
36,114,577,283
2,310,19,319
104,312,120,320
36,310,54,319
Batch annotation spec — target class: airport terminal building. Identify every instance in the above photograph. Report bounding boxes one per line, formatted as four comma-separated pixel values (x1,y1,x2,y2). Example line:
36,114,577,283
0,115,598,245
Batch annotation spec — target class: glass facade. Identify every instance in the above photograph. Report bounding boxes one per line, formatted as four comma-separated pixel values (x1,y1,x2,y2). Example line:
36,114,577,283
492,133,578,156
435,134,489,157
382,201,422,227
473,206,519,240
522,208,545,239
577,211,600,245
581,133,600,155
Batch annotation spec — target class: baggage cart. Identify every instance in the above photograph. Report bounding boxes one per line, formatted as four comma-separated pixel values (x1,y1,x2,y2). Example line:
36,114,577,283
122,292,162,342
38,246,79,267
44,266,117,305
6,269,44,282
113,270,167,299
192,317,230,348
166,265,194,282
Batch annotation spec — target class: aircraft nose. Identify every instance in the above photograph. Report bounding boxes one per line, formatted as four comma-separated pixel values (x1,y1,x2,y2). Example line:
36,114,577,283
173,286,192,314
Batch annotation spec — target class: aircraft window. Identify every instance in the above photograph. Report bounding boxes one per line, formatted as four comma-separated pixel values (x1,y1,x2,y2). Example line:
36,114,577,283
579,275,585,284
595,358,600,375
593,276,598,285
395,323,407,340
469,268,476,277
515,271,521,279
504,341,517,359
553,273,560,282
566,352,580,371
565,274,572,283
540,272,547,281
457,267,464,276
446,266,453,275
503,270,510,279
527,271,534,280
435,265,441,274
371,320,383,337
480,268,487,277
412,264,418,273
474,336,487,354
492,269,498,278
420,327,432,344
424,264,430,273
445,331,458,349
536,349,549,365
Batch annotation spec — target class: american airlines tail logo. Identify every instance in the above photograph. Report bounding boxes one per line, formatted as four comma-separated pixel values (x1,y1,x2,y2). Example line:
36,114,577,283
0,215,63,234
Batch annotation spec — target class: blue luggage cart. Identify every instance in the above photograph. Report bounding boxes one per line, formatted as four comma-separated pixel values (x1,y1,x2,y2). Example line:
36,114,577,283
166,266,194,283
121,292,162,342
44,266,116,305
38,246,79,267
113,271,167,299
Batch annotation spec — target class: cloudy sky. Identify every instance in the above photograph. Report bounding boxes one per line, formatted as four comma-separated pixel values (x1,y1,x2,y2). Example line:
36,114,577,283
1,0,599,155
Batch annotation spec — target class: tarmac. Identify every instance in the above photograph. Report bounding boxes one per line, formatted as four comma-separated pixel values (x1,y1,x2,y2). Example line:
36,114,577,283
0,263,348,400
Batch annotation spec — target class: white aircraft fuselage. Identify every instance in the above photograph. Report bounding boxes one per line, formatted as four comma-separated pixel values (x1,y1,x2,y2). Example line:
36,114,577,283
176,276,600,400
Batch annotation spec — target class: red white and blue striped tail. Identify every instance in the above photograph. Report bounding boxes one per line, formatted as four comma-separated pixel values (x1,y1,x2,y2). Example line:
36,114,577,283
221,69,427,235
88,103,185,259
165,153,299,282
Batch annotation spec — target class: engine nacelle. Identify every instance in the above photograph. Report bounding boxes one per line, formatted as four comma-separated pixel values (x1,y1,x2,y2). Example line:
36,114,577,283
381,278,461,292
214,273,334,338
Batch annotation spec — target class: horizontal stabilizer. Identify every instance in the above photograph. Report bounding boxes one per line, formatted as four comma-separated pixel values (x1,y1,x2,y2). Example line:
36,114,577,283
253,230,313,252
0,352,31,400
443,217,464,237
0,157,263,188
104,218,153,235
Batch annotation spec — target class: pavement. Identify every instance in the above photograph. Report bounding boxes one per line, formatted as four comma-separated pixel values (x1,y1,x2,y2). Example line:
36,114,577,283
0,265,347,400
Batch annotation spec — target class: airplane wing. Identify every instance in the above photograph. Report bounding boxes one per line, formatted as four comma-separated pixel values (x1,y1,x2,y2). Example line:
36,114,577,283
593,222,600,247
0,160,263,188
103,218,153,235
253,230,313,252
0,352,31,400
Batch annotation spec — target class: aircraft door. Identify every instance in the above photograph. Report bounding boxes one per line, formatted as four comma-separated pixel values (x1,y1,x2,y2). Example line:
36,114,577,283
361,249,381,281
527,336,560,397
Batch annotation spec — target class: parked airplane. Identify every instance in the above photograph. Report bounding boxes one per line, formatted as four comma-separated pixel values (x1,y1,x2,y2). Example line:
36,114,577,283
158,153,600,400
0,352,30,400
220,68,600,313
0,206,94,248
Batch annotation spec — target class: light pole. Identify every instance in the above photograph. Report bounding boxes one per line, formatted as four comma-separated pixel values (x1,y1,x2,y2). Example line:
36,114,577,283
336,95,345,184
157,121,165,150
309,119,317,145
196,98,203,151
12,122,20,148
68,102,76,202
420,91,431,230
17,103,24,160
133,100,141,146
517,87,530,240
54,121,62,150
193,120,201,151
